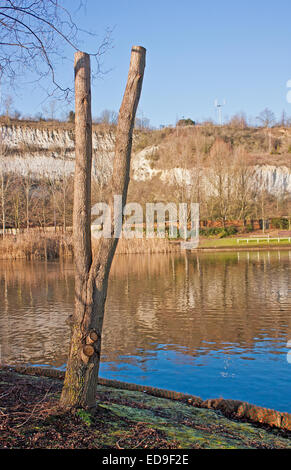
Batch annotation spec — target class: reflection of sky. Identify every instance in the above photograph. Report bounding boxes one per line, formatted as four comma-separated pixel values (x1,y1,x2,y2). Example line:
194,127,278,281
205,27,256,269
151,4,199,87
100,344,291,413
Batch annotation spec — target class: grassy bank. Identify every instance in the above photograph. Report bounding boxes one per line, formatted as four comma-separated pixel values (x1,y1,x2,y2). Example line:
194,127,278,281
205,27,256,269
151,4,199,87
1,369,290,449
199,237,291,250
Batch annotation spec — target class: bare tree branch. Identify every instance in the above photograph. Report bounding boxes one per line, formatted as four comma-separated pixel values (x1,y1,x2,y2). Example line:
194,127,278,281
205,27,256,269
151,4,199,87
0,0,112,98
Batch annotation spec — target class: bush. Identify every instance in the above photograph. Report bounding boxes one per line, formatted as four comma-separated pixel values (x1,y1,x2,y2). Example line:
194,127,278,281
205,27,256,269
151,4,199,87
199,226,238,237
225,226,238,236
271,218,289,229
245,224,254,233
176,118,195,127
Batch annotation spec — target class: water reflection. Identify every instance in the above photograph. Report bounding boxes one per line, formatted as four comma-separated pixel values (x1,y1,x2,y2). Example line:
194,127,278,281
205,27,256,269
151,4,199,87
0,251,290,411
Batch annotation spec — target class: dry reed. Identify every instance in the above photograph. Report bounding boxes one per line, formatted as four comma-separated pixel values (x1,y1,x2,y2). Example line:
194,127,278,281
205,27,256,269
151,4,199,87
94,237,181,255
0,232,73,260
0,233,180,260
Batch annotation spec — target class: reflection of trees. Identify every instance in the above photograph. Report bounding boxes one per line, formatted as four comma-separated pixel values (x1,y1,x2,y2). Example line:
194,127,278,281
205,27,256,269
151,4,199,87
0,260,74,366
104,251,291,362
1,252,291,368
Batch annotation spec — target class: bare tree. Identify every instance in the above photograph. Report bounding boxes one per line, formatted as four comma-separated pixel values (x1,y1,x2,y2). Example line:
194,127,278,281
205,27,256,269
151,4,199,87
257,108,276,153
252,171,271,233
232,147,256,225
11,175,22,231
135,109,150,129
228,112,248,129
42,99,58,120
0,1,111,97
47,175,58,232
96,109,118,125
256,108,276,128
55,150,72,232
21,163,33,231
2,94,13,119
60,46,146,410
166,132,205,222
280,110,287,127
0,140,11,236
206,140,234,227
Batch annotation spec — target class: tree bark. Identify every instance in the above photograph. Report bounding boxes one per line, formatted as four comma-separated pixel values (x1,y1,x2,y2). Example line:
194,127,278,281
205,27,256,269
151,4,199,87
60,46,146,410
1,177,5,238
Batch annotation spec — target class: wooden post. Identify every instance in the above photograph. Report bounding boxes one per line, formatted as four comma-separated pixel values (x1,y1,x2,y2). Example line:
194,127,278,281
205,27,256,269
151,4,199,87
59,51,93,409
60,46,146,410
73,51,92,308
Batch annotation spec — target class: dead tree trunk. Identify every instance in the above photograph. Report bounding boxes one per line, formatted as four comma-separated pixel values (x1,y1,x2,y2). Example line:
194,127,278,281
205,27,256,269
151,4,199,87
60,46,146,410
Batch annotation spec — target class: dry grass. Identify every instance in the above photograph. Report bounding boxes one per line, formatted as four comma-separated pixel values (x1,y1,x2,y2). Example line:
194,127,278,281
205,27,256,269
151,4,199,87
2,118,291,168
0,232,180,260
116,237,180,254
94,237,181,255
0,116,116,133
133,124,291,169
0,232,73,260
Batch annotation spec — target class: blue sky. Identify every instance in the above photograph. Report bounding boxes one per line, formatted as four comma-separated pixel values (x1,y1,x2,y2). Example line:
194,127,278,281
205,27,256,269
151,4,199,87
5,0,291,127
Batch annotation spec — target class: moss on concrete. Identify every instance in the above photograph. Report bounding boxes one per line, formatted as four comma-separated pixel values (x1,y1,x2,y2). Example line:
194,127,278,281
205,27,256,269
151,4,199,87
1,369,290,449
95,386,291,449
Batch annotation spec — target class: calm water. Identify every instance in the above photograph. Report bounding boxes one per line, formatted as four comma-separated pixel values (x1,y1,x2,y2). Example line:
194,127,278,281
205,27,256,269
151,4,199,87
0,251,290,412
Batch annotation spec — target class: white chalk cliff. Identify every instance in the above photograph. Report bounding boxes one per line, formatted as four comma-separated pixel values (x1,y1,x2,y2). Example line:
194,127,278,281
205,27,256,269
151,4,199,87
0,124,290,196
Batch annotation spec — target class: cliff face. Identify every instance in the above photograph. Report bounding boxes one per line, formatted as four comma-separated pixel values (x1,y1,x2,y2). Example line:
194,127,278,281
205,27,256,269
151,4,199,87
1,124,291,196
2,124,75,148
254,165,291,195
0,124,115,183
133,145,291,195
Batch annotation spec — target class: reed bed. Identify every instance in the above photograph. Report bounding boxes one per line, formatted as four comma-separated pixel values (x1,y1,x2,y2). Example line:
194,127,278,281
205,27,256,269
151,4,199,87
0,233,180,260
0,232,73,260
94,237,181,255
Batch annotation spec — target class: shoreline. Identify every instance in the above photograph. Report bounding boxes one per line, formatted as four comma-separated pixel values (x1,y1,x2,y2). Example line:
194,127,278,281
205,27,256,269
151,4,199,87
1,366,290,449
0,231,290,260
195,244,291,253
2,365,291,432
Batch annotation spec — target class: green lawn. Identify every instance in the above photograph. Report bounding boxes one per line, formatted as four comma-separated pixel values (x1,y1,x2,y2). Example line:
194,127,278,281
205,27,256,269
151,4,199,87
199,237,291,249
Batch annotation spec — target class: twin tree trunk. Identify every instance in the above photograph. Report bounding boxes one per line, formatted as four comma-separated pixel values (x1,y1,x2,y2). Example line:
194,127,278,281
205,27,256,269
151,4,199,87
59,46,146,410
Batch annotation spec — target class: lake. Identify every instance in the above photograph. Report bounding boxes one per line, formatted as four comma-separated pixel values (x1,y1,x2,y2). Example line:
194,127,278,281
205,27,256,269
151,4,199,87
0,250,290,412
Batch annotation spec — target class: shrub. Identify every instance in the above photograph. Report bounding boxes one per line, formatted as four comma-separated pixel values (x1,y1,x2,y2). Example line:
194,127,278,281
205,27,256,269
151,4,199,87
225,226,238,236
245,224,254,233
176,118,195,127
199,226,237,237
271,218,289,229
